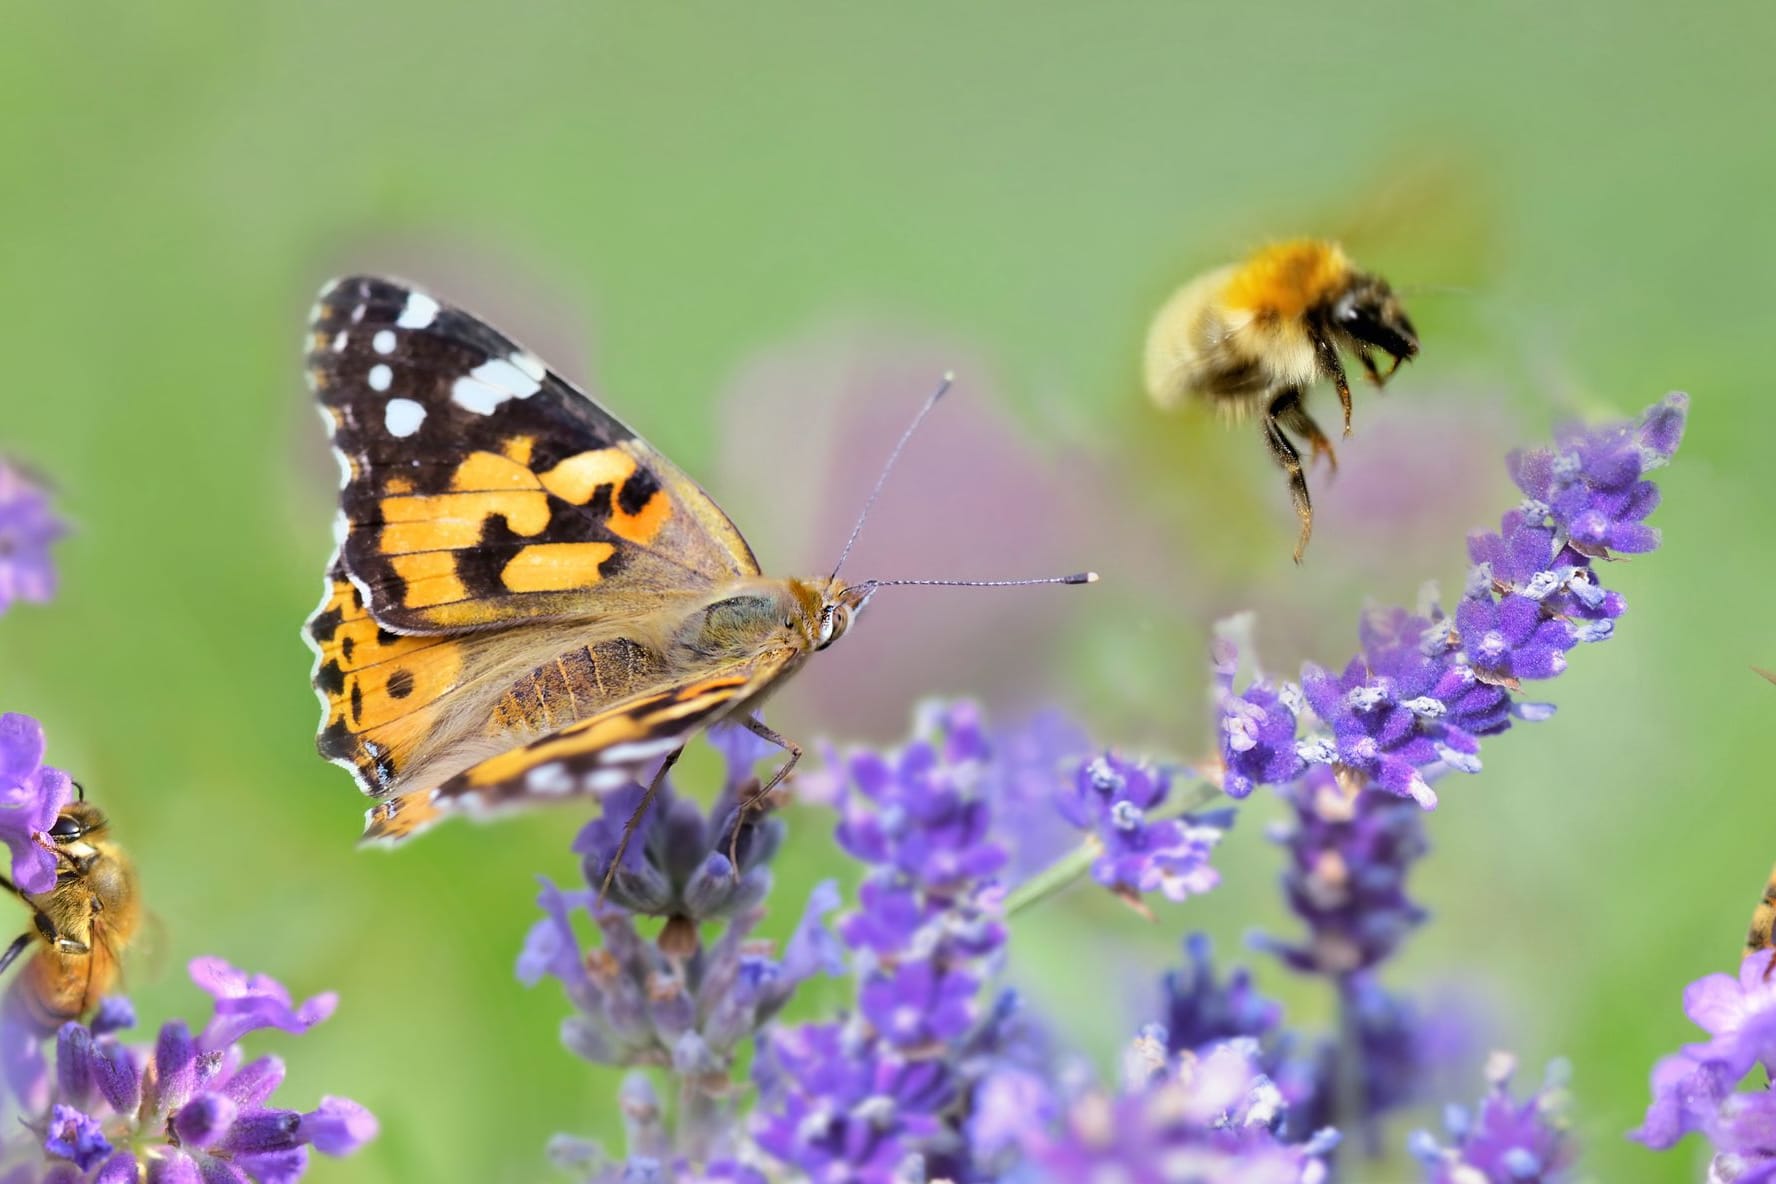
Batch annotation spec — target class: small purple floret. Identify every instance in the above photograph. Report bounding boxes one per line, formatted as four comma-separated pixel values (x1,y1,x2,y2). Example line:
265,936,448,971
0,460,65,616
0,713,73,896
190,958,337,1050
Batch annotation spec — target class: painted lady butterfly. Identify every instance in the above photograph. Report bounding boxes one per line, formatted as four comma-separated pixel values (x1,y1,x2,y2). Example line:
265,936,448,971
303,277,1091,842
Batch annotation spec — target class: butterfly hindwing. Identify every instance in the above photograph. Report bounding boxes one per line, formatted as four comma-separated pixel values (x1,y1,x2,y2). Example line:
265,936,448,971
306,275,759,634
361,651,792,842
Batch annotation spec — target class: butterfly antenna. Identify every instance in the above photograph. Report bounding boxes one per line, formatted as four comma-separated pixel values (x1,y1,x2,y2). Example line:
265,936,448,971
828,371,955,586
855,573,1099,593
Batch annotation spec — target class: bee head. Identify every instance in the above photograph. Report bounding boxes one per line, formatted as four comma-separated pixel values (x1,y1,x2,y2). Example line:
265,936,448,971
48,802,107,847
1331,275,1419,368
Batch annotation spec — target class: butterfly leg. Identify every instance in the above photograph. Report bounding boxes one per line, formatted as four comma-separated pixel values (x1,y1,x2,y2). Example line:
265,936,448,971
598,745,685,903
727,716,802,874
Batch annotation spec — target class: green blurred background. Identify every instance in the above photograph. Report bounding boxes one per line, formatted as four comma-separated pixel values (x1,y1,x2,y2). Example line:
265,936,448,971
2,3,1772,1180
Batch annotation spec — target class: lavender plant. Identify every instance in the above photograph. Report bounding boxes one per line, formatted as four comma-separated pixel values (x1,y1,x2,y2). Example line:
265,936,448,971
0,505,377,1184
522,395,1694,1181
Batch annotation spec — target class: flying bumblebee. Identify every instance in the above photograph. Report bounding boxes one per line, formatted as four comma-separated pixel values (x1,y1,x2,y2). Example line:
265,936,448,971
0,795,141,1034
1143,239,1420,562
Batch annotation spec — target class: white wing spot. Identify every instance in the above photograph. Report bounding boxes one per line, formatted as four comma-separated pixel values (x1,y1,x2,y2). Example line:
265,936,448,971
396,292,439,330
331,331,350,354
511,351,547,384
451,376,506,415
385,398,426,438
602,737,681,764
471,358,542,399
368,364,392,392
585,768,633,793
525,763,575,796
373,329,397,355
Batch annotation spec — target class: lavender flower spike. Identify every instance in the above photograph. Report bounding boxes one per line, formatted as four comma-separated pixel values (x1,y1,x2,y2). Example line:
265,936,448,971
0,713,74,896
0,963,375,1181
1410,1053,1574,1183
0,460,64,616
1026,1036,1338,1184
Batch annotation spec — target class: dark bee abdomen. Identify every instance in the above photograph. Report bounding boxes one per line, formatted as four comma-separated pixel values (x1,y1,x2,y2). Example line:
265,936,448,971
493,637,665,734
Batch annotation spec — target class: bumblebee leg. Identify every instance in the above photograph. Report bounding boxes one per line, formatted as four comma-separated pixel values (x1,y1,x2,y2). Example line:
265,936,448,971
1262,393,1313,563
1308,330,1354,436
0,933,30,976
1273,389,1337,476
598,745,685,902
729,717,802,874
1356,349,1384,385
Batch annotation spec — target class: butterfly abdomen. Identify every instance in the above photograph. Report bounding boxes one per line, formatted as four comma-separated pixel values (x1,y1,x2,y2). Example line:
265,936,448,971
491,636,667,735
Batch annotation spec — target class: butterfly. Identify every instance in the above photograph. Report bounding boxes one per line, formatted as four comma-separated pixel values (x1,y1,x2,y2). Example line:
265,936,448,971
303,276,1092,843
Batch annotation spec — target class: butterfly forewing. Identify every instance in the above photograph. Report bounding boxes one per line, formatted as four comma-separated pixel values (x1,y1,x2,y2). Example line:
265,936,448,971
303,276,809,839
307,275,759,634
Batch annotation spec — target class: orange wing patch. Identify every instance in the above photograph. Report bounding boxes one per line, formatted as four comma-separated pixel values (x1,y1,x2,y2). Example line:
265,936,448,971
500,542,618,593
308,563,469,793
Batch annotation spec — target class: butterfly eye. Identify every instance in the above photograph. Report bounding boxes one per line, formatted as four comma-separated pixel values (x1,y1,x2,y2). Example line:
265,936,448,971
816,604,849,651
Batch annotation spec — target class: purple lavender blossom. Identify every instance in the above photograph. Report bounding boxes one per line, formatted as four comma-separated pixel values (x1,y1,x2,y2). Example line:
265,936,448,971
0,962,374,1182
987,708,1093,877
754,703,1052,1183
1633,949,1776,1179
520,726,842,1122
519,874,839,1080
1201,394,1687,811
0,462,64,616
1344,974,1429,1129
1214,631,1305,800
1160,935,1333,1139
1056,752,1231,904
1410,1053,1573,1183
1024,1037,1337,1184
547,1074,768,1184
752,1022,954,1182
0,713,73,896
859,959,979,1049
1508,394,1681,557
188,958,337,1050
1163,934,1285,1051
1258,767,1429,977
833,701,1008,892
572,725,785,935
1300,660,1476,809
